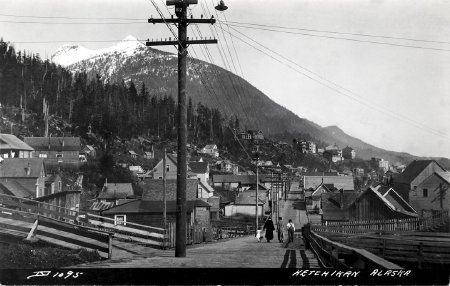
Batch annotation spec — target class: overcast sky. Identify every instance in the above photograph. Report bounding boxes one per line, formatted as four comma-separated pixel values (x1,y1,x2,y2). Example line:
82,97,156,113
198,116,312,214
2,0,450,159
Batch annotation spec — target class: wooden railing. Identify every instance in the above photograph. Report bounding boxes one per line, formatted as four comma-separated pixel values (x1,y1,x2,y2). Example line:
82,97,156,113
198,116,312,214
84,213,166,248
0,206,112,258
164,222,254,248
315,231,450,269
0,193,166,249
0,193,79,222
311,210,449,233
302,225,403,269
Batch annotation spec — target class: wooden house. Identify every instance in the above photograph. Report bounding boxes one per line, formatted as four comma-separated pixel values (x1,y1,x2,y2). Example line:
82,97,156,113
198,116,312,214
411,172,449,215
189,161,210,183
348,185,417,220
0,158,46,198
0,134,34,158
102,179,211,228
200,144,219,158
224,188,267,217
321,190,360,222
44,174,62,196
303,174,354,191
393,160,446,202
128,150,138,159
82,145,96,158
152,153,194,179
24,137,82,166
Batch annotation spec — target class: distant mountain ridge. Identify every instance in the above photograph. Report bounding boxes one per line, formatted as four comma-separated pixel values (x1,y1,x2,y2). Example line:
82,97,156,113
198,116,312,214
51,36,450,168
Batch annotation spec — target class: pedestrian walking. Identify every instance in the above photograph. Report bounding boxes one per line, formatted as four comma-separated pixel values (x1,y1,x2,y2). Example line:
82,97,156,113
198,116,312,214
287,219,295,243
276,217,284,243
263,217,275,242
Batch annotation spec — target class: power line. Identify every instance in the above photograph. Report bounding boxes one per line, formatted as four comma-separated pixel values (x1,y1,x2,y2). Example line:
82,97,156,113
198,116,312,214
220,20,450,45
0,20,144,25
202,1,261,132
0,13,143,21
223,23,450,52
8,40,138,44
220,27,450,141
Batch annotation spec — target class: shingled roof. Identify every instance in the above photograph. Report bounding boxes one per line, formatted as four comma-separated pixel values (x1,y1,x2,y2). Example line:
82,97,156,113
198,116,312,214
395,160,446,184
0,134,34,151
304,175,354,191
189,161,208,174
24,137,81,151
0,180,34,198
103,199,210,214
321,192,360,221
0,158,44,178
97,183,135,200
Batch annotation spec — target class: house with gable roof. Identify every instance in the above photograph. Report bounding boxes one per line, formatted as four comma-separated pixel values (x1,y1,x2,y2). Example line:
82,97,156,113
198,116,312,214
0,134,34,158
24,137,82,165
411,171,450,215
393,160,446,202
102,178,211,228
90,182,136,212
0,158,46,198
200,144,219,158
307,183,333,212
349,184,417,220
189,160,210,183
321,190,360,222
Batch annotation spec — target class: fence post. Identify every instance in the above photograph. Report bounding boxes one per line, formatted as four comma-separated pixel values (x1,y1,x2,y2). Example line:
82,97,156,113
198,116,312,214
108,233,113,259
418,242,423,269
17,198,23,212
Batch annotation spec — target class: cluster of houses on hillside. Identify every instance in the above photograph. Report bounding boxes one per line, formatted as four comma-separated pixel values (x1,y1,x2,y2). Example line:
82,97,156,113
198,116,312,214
292,139,356,163
1,131,448,230
304,160,449,223
0,134,86,212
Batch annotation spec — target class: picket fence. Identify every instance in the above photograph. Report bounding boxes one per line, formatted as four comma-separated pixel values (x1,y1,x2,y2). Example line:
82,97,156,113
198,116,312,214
311,210,449,233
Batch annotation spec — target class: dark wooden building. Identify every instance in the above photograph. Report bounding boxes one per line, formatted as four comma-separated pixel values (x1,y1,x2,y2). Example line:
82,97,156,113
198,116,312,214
349,185,417,221
102,179,211,228
24,137,82,166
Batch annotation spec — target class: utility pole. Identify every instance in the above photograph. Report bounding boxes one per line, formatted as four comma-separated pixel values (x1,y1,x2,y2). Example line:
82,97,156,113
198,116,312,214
147,0,218,258
254,145,260,235
163,149,167,228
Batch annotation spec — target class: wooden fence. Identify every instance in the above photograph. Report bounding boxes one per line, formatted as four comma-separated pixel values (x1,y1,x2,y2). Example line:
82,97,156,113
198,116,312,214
0,206,113,258
315,231,450,269
0,194,166,249
311,210,449,233
84,213,165,248
164,222,254,248
302,226,403,269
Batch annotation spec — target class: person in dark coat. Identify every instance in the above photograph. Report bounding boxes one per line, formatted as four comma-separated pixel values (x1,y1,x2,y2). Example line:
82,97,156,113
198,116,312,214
263,217,275,242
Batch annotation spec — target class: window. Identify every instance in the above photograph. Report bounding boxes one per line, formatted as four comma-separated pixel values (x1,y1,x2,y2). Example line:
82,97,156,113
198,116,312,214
166,164,170,172
423,189,428,198
58,181,62,192
56,153,63,158
114,215,126,226
413,186,417,196
39,153,47,158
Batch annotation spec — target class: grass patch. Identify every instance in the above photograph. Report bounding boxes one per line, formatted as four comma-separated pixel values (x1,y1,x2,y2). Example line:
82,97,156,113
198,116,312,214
0,240,101,268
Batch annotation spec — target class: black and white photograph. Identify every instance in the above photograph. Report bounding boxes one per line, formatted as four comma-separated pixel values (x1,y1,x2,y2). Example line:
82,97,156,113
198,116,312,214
0,0,449,285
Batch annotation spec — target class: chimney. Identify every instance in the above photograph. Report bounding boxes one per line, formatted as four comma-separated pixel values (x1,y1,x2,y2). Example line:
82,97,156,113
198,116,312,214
339,189,344,210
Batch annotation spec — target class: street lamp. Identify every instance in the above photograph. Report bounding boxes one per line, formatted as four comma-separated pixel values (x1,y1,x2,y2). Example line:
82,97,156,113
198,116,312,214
215,0,228,11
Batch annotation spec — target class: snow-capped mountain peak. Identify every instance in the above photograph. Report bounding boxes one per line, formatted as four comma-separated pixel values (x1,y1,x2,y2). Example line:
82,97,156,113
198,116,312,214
51,44,92,66
51,35,144,67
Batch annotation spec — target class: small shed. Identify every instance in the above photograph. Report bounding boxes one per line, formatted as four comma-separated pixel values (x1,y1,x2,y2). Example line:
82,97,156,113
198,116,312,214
128,150,138,159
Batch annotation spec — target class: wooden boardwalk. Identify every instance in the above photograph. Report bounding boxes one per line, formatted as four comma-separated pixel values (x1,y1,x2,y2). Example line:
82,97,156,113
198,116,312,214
74,234,320,268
